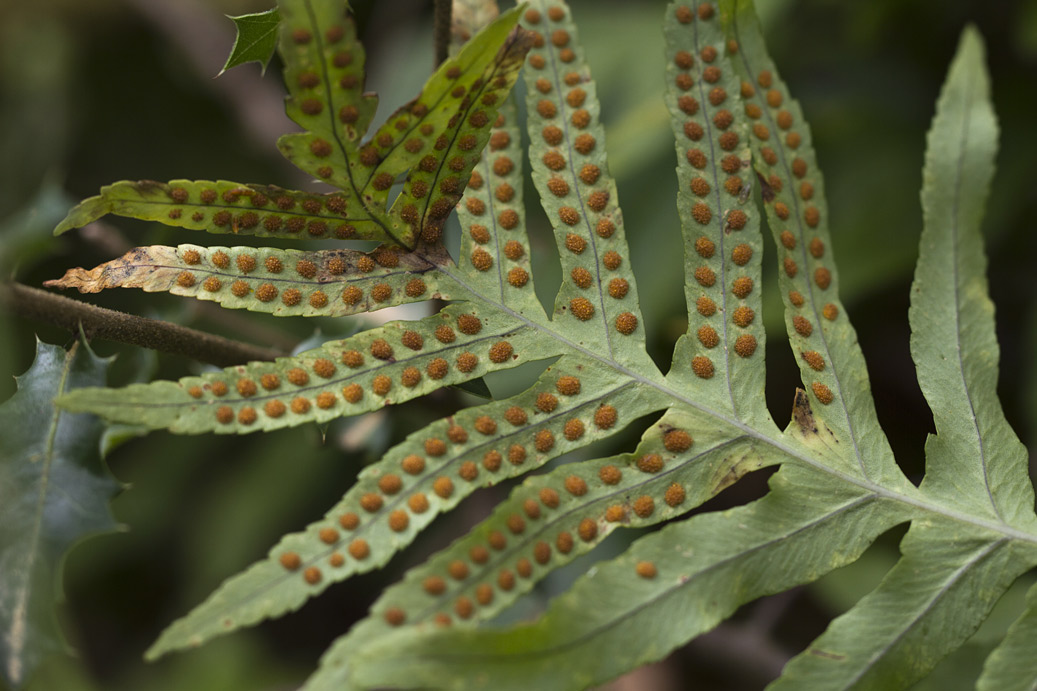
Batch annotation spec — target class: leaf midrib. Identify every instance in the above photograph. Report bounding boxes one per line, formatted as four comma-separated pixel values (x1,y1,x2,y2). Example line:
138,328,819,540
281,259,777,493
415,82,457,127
439,262,1037,548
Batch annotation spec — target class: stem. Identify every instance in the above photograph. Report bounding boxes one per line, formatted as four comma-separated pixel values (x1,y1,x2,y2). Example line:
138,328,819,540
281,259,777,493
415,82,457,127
1,282,285,367
434,0,452,66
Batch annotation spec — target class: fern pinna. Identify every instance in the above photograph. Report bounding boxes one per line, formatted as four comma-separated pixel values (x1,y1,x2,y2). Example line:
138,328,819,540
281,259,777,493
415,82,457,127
43,0,1037,688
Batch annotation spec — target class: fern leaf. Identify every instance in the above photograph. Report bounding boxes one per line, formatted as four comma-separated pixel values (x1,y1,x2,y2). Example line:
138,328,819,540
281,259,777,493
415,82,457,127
43,0,1037,688
721,0,910,490
220,8,281,76
45,244,451,317
519,3,654,371
977,581,1037,690
58,306,545,435
910,27,1036,529
342,464,908,691
662,0,769,423
53,180,385,242
146,355,668,660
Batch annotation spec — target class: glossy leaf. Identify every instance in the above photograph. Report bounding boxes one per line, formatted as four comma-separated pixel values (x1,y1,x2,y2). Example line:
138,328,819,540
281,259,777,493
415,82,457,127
220,8,280,76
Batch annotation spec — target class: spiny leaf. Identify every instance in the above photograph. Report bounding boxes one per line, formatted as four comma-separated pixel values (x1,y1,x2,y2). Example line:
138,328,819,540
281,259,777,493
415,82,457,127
58,306,546,436
220,8,280,76
910,26,1036,529
53,179,392,244
0,340,117,690
45,244,451,318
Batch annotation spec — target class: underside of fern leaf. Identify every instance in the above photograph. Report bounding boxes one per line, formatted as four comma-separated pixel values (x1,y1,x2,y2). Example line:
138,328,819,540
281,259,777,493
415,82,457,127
43,0,1037,689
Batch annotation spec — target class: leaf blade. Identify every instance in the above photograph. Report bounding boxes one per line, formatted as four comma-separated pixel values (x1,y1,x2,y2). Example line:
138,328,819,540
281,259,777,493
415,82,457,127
220,8,281,76
910,26,1035,529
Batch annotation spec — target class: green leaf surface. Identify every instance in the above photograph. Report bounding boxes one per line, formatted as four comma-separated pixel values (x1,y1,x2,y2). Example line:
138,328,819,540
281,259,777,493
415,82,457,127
910,27,1035,530
220,8,281,76
0,341,118,689
977,581,1037,690
344,465,909,691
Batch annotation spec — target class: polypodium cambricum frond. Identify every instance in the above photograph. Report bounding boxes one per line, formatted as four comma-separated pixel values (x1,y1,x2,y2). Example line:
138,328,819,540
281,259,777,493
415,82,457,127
46,0,1037,689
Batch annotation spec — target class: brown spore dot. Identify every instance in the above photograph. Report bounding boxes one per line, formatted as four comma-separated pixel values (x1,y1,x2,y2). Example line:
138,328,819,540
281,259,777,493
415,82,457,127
423,576,446,596
632,496,655,519
506,513,526,535
774,202,790,221
571,267,593,289
303,566,322,585
698,324,720,348
342,384,362,403
495,183,515,203
309,138,333,158
664,483,686,507
786,132,802,148
778,231,796,250
702,65,722,84
470,248,493,272
686,149,707,169
264,400,286,418
731,243,753,266
370,339,394,360
732,305,755,327
563,419,585,441
802,350,826,371
564,475,588,496
559,207,580,226
474,415,498,436
559,48,576,63
603,251,622,270
678,96,699,116
279,552,301,571
233,406,254,425
674,50,694,70
309,291,329,309
578,518,598,542
663,429,693,453
483,450,503,472
636,561,657,579
692,356,715,379
281,288,302,307
340,351,364,370
776,109,794,130
458,461,478,482
425,357,448,380
188,386,203,399
734,334,757,358
784,257,798,278
388,510,409,532
599,464,622,485
454,597,474,620
697,296,717,317
638,453,664,473
556,375,581,396
342,282,362,305
594,218,614,238
426,438,447,456
360,493,383,515
383,607,405,627
371,375,391,396
804,206,821,228
708,87,727,106
587,190,609,212
684,121,704,141
814,267,832,290
434,325,456,344
456,352,478,373
235,378,257,397
615,312,638,335
570,297,595,321
535,430,555,452
732,276,754,299
401,454,426,476
318,527,340,545
290,397,312,414
784,291,805,309
694,266,716,287
489,341,514,364
792,157,808,178
533,541,552,565
573,134,596,154
812,381,834,404
497,569,515,591
316,392,336,409
378,473,403,496
211,381,229,397
675,73,693,90
720,155,742,175
823,303,839,320
548,6,566,21
433,476,454,499
593,405,618,431
566,88,586,108
339,512,360,531
447,559,469,581
536,393,558,412
800,182,815,201
727,209,749,230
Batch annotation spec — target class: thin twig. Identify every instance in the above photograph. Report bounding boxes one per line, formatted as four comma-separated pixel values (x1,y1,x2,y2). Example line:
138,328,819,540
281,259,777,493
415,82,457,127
2,282,285,367
434,0,452,66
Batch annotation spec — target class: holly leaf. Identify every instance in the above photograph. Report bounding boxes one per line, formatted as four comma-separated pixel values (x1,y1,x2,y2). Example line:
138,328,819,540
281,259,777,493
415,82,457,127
220,9,281,76
0,340,118,690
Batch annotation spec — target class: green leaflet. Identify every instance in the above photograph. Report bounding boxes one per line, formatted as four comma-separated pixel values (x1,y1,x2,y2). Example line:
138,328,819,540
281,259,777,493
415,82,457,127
220,8,280,76
910,27,1036,530
0,340,118,690
344,465,910,690
45,244,453,318
977,581,1037,690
